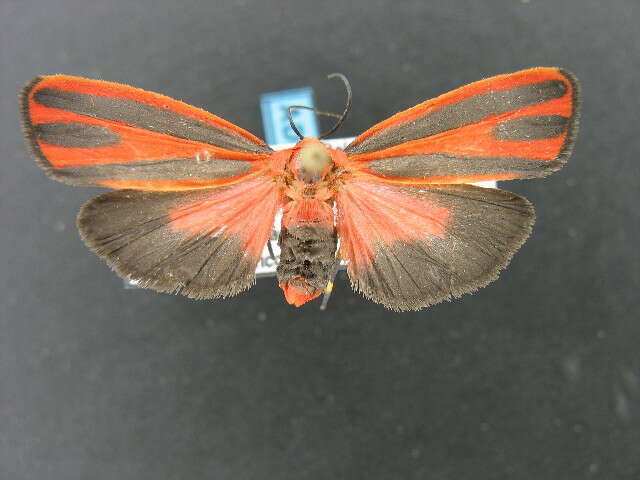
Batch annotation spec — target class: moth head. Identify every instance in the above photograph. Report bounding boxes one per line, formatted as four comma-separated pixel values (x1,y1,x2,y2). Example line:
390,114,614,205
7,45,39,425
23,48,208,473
295,141,333,184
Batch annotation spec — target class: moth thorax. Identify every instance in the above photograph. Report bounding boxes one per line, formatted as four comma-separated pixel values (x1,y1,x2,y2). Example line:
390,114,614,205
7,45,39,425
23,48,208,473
296,144,332,184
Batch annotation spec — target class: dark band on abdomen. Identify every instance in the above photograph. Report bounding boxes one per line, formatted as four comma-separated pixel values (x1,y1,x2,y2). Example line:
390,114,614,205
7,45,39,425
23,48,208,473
277,224,338,290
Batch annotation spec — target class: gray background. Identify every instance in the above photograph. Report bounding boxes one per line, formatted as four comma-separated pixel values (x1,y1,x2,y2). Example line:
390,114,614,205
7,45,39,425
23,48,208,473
1,1,639,479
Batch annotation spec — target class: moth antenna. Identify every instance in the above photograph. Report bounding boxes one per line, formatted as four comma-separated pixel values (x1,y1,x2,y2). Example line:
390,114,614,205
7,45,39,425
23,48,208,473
287,105,306,140
287,73,352,140
288,105,342,120
319,73,352,139
287,105,343,140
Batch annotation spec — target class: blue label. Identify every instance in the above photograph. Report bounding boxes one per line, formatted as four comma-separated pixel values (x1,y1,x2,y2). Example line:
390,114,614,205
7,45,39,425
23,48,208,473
260,87,319,145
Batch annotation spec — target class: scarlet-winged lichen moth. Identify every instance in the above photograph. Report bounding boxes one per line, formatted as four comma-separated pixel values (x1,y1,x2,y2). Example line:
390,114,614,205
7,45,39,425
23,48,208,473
20,68,579,311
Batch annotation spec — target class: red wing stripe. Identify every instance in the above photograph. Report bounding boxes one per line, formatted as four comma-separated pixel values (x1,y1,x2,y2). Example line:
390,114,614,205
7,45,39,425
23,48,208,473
351,116,567,161
32,112,266,167
492,115,568,141
96,178,263,191
345,78,567,154
21,75,274,190
33,86,271,154
345,72,579,183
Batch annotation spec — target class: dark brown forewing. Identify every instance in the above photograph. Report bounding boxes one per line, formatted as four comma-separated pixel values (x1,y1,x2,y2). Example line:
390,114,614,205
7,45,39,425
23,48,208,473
343,68,580,183
337,183,535,311
20,75,271,189
345,78,568,155
77,179,280,299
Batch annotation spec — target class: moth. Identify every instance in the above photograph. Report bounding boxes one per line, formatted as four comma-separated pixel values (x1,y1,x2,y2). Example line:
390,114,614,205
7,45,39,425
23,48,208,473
20,68,579,311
